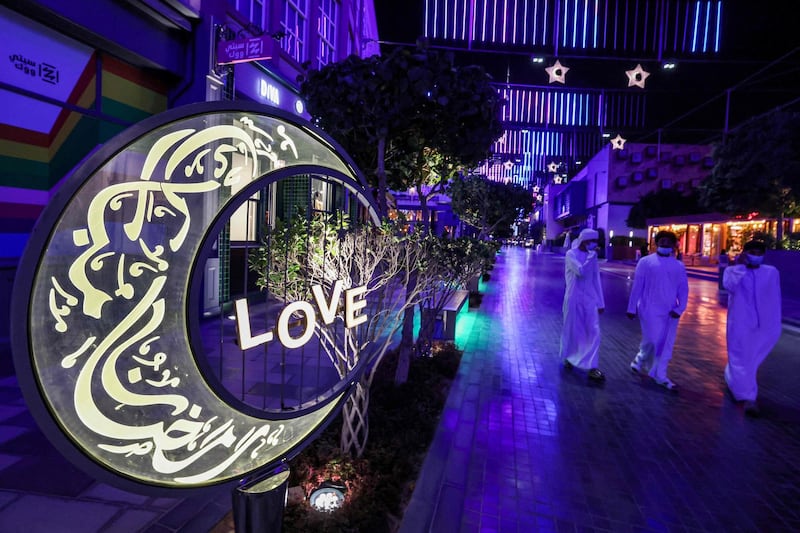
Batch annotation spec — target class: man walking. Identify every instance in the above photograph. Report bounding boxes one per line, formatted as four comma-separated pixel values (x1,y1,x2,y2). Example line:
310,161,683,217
723,239,782,416
561,228,606,382
626,230,688,391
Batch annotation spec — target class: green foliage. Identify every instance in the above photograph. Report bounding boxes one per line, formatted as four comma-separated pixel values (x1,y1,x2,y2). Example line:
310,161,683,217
284,344,463,532
783,232,800,251
699,110,800,219
626,189,703,229
299,41,504,220
448,173,533,238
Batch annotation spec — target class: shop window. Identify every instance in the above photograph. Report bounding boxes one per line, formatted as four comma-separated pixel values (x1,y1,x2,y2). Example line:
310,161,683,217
645,145,657,158
316,0,338,67
646,167,658,179
631,151,643,163
282,0,308,63
616,175,628,187
632,171,644,183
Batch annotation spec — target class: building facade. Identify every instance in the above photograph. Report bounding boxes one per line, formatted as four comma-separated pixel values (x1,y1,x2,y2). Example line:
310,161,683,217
543,141,714,249
0,0,379,356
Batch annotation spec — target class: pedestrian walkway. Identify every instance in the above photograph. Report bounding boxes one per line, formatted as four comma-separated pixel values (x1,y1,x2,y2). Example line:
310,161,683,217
401,247,800,532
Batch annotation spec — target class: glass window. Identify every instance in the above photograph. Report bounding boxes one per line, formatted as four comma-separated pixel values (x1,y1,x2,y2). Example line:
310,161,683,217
282,0,308,63
317,0,338,67
226,0,267,30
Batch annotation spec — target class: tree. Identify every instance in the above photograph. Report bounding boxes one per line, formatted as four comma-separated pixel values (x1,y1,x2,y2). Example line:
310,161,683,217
300,40,504,385
699,110,800,247
626,188,703,229
448,173,533,239
248,214,430,457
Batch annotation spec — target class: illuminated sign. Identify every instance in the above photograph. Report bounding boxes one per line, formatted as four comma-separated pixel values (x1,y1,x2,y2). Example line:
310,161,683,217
259,78,280,106
11,102,379,494
217,35,273,65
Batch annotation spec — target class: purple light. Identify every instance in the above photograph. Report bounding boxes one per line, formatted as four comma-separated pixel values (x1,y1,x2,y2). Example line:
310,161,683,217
714,1,722,52
691,1,700,53
703,1,711,53
480,0,488,42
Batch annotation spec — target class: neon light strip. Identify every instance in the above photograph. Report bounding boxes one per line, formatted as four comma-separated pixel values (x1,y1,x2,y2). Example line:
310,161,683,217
714,0,721,52
703,1,710,53
691,1,700,53
481,0,488,41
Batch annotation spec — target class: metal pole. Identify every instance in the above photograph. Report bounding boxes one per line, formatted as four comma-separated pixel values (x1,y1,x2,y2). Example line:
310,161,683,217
232,464,291,533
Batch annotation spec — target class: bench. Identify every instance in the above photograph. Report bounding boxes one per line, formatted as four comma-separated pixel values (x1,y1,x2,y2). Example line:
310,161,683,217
439,289,470,341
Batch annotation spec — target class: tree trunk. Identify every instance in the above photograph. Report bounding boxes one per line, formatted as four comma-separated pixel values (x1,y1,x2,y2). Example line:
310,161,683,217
376,136,388,218
395,270,417,385
419,193,431,235
340,377,370,457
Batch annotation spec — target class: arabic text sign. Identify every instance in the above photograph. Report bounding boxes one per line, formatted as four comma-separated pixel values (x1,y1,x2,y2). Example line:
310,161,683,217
217,36,273,65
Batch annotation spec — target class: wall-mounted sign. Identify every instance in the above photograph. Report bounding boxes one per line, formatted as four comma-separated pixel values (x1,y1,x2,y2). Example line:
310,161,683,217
11,102,379,495
217,36,273,65
0,5,93,133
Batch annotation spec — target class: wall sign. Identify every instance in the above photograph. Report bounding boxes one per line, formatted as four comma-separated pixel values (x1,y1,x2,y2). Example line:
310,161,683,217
11,101,379,494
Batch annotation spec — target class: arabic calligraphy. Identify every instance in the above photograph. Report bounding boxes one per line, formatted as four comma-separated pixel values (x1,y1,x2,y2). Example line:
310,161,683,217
27,111,354,488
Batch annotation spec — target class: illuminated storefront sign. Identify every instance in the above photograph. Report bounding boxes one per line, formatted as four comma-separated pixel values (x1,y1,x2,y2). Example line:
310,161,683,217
235,63,306,117
11,101,379,494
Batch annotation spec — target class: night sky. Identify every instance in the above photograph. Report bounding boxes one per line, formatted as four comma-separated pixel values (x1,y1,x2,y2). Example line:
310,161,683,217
374,1,800,140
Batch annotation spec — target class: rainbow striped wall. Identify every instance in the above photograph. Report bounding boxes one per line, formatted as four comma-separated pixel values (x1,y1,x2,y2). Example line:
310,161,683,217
0,53,167,260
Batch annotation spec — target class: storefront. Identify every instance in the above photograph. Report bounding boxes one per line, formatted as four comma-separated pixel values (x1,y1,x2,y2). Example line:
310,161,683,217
647,214,799,265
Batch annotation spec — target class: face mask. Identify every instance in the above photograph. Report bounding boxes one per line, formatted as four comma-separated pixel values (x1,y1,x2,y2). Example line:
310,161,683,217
585,242,598,251
746,254,764,266
657,247,673,255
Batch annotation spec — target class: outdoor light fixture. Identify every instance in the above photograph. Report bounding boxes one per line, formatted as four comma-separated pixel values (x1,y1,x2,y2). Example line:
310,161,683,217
662,61,677,70
531,55,545,64
545,60,569,84
309,481,346,513
625,63,650,88
610,134,627,150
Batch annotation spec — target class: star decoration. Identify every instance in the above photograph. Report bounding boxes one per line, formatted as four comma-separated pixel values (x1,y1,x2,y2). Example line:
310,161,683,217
553,176,563,184
533,185,540,193
625,64,650,88
545,60,569,84
503,160,514,171
547,161,559,173
610,134,626,150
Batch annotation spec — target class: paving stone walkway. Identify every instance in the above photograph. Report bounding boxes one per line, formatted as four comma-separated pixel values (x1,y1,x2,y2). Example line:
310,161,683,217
401,247,800,533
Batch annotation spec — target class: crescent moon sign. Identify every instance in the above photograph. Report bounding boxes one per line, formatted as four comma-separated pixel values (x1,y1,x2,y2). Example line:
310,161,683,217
11,102,380,494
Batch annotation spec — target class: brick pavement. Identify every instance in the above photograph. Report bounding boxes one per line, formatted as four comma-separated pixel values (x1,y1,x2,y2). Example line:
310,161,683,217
401,247,800,533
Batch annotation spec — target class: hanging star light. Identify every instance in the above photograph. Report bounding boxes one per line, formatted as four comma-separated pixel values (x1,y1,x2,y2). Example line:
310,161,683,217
610,134,627,150
625,64,650,88
533,185,540,193
545,60,569,84
547,161,559,172
503,160,514,171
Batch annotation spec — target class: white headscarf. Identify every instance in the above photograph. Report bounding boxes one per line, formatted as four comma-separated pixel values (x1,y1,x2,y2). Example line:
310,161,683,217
572,228,599,249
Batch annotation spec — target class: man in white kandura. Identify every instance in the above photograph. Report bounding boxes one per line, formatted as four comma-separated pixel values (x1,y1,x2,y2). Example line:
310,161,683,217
723,239,782,417
627,230,688,391
560,228,606,382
